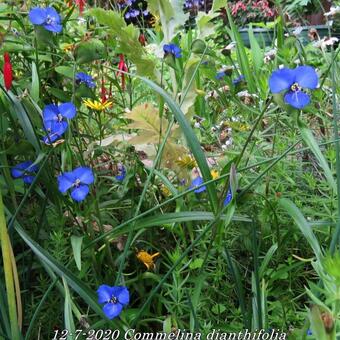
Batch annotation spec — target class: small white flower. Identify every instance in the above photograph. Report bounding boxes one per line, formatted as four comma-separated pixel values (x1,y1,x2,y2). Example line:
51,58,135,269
313,37,339,49
325,6,340,17
225,138,233,147
194,122,201,128
231,116,239,122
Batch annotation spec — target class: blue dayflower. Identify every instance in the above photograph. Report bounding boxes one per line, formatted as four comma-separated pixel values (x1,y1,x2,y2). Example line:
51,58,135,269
163,44,182,58
232,74,245,85
11,161,38,184
28,7,62,33
223,188,232,206
58,167,94,202
97,285,129,319
190,176,206,193
115,164,126,181
42,102,77,144
307,329,313,336
216,71,226,80
269,66,318,109
75,72,96,88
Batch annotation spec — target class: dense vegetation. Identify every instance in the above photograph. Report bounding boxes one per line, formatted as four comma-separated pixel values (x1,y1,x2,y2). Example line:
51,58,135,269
0,0,340,339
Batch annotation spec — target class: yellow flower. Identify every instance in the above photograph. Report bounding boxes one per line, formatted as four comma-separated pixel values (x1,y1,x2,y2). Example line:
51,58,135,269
61,43,75,52
83,99,112,111
136,250,160,270
210,169,219,180
160,185,171,197
175,155,197,170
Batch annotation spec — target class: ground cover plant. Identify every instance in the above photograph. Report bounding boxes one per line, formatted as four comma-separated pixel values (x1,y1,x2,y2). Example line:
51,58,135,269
0,0,340,339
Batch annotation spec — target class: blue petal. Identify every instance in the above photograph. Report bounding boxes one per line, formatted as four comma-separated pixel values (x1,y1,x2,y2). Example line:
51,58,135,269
42,132,62,144
44,120,68,136
28,8,46,25
11,167,24,178
45,7,61,23
216,72,225,80
71,185,90,202
284,90,310,109
59,102,76,119
57,172,76,193
71,167,94,184
23,176,35,184
190,176,206,193
293,66,318,90
43,23,63,33
103,302,123,319
269,68,295,93
43,104,59,121
97,285,114,304
115,287,129,306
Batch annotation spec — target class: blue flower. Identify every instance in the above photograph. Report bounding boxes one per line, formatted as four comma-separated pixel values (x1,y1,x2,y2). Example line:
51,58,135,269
58,167,94,202
269,66,318,109
11,161,38,184
190,176,206,193
115,164,126,181
42,103,76,144
223,188,232,206
232,75,245,85
125,9,140,19
97,285,129,319
216,71,226,80
307,329,313,336
29,7,62,33
163,44,182,58
76,72,96,88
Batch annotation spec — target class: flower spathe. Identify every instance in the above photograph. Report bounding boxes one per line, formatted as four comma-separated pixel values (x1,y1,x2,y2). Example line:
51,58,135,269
269,66,318,109
29,7,62,33
58,167,94,202
11,161,38,184
223,188,232,206
3,53,13,91
163,44,182,58
97,285,129,319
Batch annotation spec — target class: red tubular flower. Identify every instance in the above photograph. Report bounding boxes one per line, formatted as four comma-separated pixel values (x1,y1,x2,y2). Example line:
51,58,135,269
117,54,128,91
76,0,86,15
3,53,13,91
101,78,107,103
138,33,146,46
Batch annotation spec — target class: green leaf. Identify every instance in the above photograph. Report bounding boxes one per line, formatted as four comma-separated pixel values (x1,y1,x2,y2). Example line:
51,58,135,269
71,236,83,271
62,277,76,340
89,8,157,78
189,258,204,270
31,62,39,102
55,66,74,79
279,198,322,262
4,91,40,153
75,39,106,64
248,25,264,74
259,243,278,279
13,221,105,318
298,117,336,192
212,0,227,11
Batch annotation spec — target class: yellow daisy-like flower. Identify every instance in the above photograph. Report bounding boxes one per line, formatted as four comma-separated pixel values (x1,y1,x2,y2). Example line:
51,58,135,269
175,155,197,170
136,250,160,270
211,169,219,180
83,99,112,111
